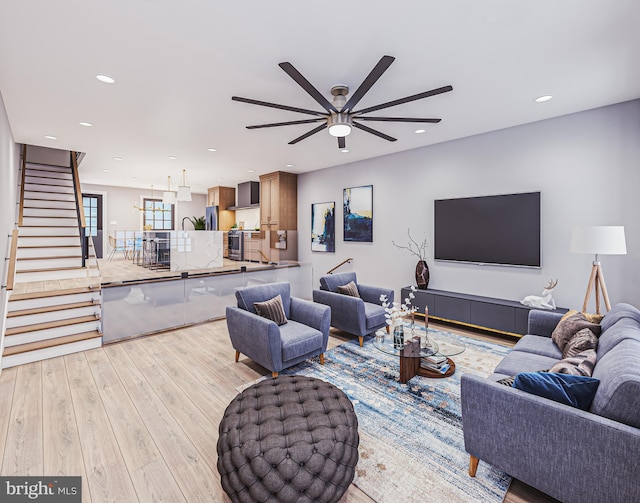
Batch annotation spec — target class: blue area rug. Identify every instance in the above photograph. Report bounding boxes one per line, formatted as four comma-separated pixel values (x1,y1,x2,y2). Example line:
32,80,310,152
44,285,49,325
280,327,513,503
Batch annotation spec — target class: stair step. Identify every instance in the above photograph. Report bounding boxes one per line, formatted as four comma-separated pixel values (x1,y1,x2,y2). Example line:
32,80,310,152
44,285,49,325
23,207,78,218
4,314,99,337
19,227,79,237
18,238,81,248
21,216,78,227
24,175,74,187
17,258,82,271
9,291,100,312
5,303,100,329
4,321,101,349
22,199,76,209
2,334,102,369
9,286,100,303
25,163,71,174
23,192,76,202
24,168,72,181
8,300,97,318
24,183,75,194
17,246,82,259
15,267,92,282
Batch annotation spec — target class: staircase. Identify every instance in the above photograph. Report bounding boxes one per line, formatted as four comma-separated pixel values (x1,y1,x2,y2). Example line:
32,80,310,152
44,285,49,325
2,156,103,369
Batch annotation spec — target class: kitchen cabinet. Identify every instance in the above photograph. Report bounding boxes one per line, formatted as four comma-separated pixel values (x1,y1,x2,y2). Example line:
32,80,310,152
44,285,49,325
223,231,228,258
207,186,236,230
259,171,297,230
243,231,264,262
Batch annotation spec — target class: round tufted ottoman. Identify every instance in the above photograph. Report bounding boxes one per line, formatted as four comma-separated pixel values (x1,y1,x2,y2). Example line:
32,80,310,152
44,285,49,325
217,375,359,503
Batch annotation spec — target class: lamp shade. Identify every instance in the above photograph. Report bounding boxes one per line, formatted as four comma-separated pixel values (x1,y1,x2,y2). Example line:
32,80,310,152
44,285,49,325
177,169,192,201
177,186,191,202
570,226,627,255
162,191,176,205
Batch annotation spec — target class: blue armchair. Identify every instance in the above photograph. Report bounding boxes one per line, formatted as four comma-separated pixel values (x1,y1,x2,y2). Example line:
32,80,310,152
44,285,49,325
226,282,331,377
313,272,393,347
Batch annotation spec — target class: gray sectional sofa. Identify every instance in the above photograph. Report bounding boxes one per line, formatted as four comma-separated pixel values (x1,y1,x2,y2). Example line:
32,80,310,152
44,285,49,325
461,303,640,503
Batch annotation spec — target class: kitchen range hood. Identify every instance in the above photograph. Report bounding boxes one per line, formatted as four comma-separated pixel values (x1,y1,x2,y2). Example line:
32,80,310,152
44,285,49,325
228,181,259,209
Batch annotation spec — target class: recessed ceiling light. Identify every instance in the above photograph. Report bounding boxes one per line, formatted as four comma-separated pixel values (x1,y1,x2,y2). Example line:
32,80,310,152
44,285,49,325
44,135,57,140
102,169,110,172
79,121,93,127
535,95,553,103
217,177,223,181
285,164,293,168
248,169,255,173
341,149,349,153
113,157,123,161
207,148,217,152
414,129,426,134
96,74,115,84
168,156,177,160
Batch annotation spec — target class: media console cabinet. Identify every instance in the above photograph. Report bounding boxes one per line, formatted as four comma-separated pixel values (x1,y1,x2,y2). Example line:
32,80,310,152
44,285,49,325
401,287,568,337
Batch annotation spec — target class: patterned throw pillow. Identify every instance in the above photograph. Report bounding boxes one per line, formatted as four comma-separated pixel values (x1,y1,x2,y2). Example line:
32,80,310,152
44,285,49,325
563,327,598,358
552,312,602,352
549,349,597,377
254,294,288,326
496,375,516,387
336,281,360,298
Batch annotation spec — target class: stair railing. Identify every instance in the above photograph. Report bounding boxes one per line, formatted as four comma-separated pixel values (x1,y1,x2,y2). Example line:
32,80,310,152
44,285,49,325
5,229,19,292
17,144,26,226
326,257,353,275
70,151,88,268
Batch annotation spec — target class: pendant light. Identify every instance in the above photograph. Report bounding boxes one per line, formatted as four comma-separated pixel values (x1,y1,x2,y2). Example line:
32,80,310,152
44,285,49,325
162,176,177,205
177,169,192,202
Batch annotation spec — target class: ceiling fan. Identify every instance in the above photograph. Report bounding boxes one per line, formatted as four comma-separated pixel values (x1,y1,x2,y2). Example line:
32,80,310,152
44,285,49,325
232,55,453,149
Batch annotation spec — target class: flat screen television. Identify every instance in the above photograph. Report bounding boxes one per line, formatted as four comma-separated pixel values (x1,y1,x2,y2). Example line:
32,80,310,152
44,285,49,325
434,191,541,268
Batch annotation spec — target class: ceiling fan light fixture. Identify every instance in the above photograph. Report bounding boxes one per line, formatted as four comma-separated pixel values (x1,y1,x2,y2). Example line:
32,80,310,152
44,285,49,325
327,113,352,137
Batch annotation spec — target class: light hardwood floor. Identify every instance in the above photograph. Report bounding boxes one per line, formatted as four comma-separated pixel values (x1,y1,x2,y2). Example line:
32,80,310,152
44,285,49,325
0,319,557,502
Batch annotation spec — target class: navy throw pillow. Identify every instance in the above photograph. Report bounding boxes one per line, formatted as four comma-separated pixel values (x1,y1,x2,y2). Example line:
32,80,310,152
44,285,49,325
513,372,600,410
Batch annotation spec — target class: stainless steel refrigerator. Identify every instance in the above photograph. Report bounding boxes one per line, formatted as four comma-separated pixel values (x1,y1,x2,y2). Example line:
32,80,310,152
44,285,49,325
205,206,219,231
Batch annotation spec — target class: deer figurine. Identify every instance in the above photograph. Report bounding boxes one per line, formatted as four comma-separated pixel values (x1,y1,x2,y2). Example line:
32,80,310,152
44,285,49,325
520,279,558,310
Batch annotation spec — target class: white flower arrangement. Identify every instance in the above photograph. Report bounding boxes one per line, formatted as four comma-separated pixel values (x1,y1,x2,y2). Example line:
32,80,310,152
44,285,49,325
380,285,418,327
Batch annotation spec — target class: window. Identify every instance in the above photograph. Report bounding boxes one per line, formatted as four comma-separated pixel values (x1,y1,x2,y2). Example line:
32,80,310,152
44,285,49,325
143,198,174,230
82,195,100,237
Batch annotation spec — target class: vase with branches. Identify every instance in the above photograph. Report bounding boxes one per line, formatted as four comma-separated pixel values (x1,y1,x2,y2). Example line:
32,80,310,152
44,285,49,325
392,229,430,290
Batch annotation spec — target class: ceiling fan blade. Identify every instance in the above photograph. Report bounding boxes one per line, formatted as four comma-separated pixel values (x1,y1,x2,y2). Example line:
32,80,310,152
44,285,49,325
353,85,453,115
338,136,346,149
341,55,395,112
355,117,441,123
288,123,327,144
247,118,325,130
279,62,338,113
232,96,326,117
352,122,397,142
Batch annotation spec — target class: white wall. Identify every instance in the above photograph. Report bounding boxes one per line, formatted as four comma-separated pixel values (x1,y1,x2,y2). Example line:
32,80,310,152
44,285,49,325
298,100,640,311
0,90,20,370
81,183,207,238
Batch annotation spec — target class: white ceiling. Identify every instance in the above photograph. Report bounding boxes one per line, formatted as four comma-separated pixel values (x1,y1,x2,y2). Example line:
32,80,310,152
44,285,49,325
1,0,639,194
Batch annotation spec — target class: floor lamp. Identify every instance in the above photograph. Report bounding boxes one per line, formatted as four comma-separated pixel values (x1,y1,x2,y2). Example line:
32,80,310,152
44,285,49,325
570,226,627,314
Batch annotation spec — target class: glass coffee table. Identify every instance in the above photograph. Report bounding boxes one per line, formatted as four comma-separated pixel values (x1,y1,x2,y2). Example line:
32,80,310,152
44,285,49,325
373,326,466,383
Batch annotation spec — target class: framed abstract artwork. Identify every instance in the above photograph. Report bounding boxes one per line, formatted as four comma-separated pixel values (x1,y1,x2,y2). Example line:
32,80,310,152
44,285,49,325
343,185,373,242
311,201,335,252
